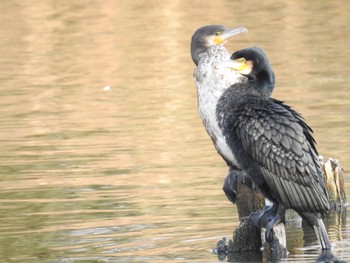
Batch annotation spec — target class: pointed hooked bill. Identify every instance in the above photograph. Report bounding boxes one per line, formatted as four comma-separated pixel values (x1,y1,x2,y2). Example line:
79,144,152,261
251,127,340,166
223,57,253,75
213,26,248,45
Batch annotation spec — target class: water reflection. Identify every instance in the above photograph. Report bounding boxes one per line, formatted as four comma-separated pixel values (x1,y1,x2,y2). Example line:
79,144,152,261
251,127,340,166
0,0,349,262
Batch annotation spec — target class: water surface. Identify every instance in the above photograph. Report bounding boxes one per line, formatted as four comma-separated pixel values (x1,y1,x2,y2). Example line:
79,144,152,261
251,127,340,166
0,1,349,262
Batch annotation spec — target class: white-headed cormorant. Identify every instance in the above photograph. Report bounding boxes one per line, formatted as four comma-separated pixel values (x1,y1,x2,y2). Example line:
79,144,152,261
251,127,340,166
191,25,250,202
216,47,331,249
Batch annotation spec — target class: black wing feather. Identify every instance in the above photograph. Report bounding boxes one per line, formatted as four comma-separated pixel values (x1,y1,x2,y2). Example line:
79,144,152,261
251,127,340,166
220,97,330,215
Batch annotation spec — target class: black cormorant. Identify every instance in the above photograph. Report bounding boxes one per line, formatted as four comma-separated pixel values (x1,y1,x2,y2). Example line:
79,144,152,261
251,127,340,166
216,47,331,249
191,25,250,202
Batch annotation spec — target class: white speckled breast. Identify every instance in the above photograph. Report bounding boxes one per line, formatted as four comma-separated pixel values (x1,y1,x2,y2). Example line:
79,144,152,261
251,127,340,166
194,45,246,167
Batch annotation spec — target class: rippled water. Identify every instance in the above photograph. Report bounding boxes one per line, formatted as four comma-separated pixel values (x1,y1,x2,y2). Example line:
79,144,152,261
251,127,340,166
0,1,349,262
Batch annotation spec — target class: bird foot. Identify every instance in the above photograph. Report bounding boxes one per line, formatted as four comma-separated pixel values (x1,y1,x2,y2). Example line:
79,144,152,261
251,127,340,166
265,205,286,245
247,203,286,247
265,214,284,244
248,203,278,228
222,167,250,204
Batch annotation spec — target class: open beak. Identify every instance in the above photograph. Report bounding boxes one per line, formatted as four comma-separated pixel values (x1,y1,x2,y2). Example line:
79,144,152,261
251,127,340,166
214,26,248,45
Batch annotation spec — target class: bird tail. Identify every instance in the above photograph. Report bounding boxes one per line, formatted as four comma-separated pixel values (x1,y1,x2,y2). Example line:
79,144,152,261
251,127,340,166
313,218,332,250
301,212,332,250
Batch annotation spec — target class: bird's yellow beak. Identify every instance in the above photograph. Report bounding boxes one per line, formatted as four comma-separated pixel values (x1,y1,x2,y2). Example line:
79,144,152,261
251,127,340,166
213,26,248,45
224,58,247,71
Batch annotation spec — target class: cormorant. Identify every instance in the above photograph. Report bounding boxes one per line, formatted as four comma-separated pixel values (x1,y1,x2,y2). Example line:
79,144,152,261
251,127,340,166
191,25,248,66
191,25,250,202
216,47,331,249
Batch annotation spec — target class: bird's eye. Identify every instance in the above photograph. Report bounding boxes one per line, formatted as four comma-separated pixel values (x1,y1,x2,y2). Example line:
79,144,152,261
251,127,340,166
215,32,220,36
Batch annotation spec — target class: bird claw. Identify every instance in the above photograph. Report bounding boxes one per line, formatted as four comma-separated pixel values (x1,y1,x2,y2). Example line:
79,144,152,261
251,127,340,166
265,217,282,244
248,204,277,228
247,203,285,246
223,169,237,204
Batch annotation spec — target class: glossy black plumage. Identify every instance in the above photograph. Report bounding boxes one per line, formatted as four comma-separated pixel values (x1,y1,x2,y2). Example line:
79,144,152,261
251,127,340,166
230,47,275,99
217,94,329,215
216,47,331,249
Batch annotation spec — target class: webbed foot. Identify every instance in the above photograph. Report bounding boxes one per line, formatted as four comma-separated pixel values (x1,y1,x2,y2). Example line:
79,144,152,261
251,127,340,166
265,205,286,245
247,202,286,247
248,202,279,228
223,166,251,204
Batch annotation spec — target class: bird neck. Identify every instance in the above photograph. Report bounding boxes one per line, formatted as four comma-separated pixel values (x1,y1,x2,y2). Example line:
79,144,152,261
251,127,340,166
191,46,206,66
192,45,228,66
249,69,275,99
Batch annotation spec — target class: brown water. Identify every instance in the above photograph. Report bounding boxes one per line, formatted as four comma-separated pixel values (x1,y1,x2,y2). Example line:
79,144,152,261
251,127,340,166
0,1,349,262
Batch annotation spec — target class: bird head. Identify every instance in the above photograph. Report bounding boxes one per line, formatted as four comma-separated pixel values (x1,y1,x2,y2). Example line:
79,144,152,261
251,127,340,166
225,47,275,97
191,25,247,66
227,47,270,76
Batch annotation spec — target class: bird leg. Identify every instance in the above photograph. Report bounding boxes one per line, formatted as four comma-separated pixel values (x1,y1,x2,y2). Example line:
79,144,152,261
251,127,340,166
248,202,286,240
247,202,286,250
247,201,277,228
265,204,286,245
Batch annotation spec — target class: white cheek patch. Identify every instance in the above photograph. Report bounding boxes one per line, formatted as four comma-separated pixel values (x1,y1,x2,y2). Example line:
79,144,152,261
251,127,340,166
206,36,216,46
241,60,253,75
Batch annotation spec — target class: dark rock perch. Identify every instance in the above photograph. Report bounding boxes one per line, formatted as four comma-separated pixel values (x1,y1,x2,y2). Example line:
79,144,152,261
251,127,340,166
215,158,346,262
